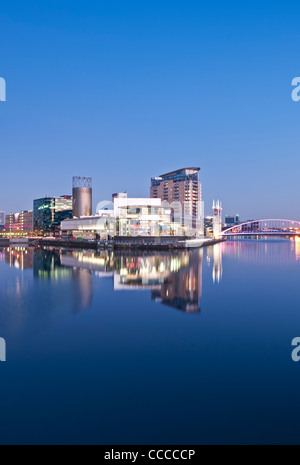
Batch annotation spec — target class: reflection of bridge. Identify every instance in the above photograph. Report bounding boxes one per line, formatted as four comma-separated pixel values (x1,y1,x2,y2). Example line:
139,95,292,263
221,219,300,237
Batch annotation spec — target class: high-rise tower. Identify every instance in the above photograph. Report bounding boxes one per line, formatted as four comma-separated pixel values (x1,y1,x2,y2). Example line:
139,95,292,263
150,167,202,234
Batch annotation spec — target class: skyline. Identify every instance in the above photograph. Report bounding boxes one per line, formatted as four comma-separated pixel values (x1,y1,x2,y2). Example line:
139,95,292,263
1,1,300,219
0,165,296,222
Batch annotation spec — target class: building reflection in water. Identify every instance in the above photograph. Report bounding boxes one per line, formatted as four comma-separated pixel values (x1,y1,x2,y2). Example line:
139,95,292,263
60,249,203,313
33,248,71,280
1,239,299,326
72,268,93,312
1,247,92,313
206,243,223,284
295,237,300,260
1,246,205,313
151,251,202,312
3,247,33,270
212,243,223,283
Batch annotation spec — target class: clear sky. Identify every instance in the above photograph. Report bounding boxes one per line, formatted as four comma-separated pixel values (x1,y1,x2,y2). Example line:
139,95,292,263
1,0,300,220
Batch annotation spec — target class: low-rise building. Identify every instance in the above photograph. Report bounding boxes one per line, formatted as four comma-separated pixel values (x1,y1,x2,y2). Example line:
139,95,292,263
4,210,33,235
118,204,175,236
60,193,180,239
61,215,116,240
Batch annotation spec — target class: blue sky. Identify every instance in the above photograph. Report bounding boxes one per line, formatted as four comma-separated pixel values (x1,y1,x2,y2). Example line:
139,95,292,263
1,0,300,220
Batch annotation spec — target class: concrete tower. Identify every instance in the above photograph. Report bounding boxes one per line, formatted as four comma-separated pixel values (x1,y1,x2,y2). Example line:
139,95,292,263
72,176,92,218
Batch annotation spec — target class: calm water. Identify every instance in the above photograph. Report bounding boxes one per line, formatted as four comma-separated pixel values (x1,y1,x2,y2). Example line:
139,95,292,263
0,240,300,444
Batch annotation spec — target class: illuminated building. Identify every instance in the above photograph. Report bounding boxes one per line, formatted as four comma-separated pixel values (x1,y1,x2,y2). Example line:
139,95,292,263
112,192,161,216
150,167,202,235
4,210,33,234
113,192,176,236
204,216,214,237
61,194,179,239
118,204,175,236
33,196,72,234
212,200,222,238
61,215,116,240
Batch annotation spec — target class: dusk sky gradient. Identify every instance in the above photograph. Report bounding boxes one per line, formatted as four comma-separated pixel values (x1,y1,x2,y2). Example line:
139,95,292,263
1,0,300,220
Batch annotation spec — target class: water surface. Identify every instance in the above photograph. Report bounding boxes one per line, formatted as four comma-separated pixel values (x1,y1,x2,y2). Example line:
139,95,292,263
0,240,300,444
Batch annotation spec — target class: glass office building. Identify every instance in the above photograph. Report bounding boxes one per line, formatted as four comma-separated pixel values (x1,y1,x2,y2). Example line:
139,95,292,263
33,196,73,234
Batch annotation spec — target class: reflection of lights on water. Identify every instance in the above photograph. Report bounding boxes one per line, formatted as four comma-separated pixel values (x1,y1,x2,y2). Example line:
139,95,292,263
72,252,106,266
38,269,71,280
16,278,20,295
212,244,223,284
170,258,181,272
295,237,300,260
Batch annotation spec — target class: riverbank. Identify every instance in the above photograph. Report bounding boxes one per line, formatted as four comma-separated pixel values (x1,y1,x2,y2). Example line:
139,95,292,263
0,236,225,250
37,236,225,250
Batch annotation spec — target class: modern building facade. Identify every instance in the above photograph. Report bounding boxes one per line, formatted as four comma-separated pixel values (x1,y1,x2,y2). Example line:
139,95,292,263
150,167,202,235
72,176,92,218
113,192,160,215
61,193,179,239
5,210,33,234
61,215,116,240
118,204,174,237
33,196,72,234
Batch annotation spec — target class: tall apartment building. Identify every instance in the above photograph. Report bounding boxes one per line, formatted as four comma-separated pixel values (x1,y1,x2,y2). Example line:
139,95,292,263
33,196,73,234
150,167,202,234
5,210,33,234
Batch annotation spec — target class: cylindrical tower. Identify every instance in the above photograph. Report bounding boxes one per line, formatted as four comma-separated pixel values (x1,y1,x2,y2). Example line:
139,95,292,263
72,176,92,218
